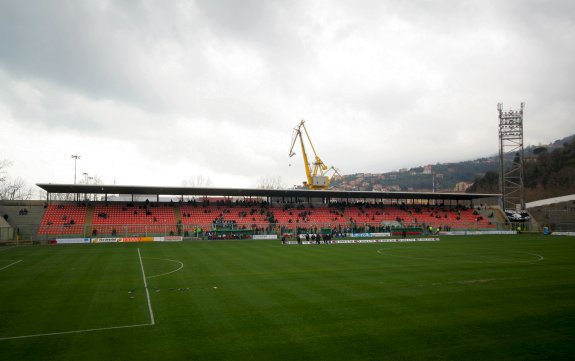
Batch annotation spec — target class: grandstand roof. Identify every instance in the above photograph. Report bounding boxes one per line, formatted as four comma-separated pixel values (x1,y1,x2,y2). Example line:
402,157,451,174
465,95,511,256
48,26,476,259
36,183,498,202
526,194,575,209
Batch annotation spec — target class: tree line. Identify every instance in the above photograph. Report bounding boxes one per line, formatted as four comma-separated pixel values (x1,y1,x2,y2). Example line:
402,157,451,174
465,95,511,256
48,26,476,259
0,160,33,200
467,140,575,201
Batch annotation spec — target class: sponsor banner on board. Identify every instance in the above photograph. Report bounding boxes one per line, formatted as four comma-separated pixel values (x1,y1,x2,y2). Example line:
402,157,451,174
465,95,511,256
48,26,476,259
439,231,517,236
92,238,119,243
298,232,390,239
552,232,575,236
92,236,176,243
119,237,141,243
350,233,372,238
284,238,439,245
371,232,392,237
253,234,278,240
119,237,153,243
349,232,391,238
350,232,391,238
298,233,348,239
163,236,183,242
55,238,91,244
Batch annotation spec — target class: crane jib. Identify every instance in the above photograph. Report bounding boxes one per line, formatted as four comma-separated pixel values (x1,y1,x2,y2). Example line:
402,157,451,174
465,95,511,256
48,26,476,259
288,119,340,190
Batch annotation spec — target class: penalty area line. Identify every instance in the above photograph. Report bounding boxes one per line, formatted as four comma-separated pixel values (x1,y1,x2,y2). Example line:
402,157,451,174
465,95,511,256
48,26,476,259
0,323,151,341
0,245,18,253
0,259,22,271
138,248,156,325
0,250,157,341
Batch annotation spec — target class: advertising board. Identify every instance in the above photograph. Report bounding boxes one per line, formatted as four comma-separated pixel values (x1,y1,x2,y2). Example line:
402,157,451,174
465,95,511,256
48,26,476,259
55,238,91,244
253,235,278,240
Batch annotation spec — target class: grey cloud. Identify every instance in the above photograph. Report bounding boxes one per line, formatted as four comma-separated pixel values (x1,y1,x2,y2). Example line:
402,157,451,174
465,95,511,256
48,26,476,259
1,0,574,188
0,1,208,111
195,0,273,36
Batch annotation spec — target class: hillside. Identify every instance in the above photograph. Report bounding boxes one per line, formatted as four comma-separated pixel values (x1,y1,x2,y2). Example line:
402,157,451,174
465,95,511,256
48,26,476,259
331,134,575,194
331,159,498,192
468,137,575,201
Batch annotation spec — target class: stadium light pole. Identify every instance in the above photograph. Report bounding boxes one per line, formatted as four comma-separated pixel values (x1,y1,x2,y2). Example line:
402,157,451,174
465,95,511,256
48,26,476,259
82,172,89,201
71,154,81,184
88,176,94,201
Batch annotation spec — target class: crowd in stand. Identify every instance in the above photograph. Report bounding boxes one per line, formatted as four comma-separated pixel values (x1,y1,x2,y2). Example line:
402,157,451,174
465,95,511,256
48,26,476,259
38,198,496,237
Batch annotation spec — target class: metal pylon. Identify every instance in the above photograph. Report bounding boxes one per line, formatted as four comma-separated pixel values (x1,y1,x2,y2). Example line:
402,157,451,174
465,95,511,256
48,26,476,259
498,102,525,211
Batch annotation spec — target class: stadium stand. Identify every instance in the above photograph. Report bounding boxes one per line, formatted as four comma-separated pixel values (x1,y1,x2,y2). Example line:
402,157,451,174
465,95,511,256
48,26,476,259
527,195,575,232
91,203,176,236
38,204,87,235
36,200,496,238
180,204,269,229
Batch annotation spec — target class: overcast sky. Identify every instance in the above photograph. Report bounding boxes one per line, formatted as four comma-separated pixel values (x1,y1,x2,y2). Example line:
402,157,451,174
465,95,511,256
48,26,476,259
1,0,574,191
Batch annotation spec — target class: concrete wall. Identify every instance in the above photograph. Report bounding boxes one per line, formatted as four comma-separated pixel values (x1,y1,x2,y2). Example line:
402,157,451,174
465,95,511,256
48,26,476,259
0,200,47,240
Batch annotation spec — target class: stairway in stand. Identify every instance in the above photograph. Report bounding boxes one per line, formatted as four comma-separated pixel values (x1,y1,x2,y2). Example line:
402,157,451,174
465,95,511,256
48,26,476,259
84,205,95,237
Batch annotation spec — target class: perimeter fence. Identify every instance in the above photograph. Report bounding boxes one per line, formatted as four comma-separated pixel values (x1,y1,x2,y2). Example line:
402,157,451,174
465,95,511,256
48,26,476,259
4,220,575,243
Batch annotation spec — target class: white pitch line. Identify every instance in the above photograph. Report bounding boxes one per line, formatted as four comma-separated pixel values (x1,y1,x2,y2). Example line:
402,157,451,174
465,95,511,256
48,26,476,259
526,252,545,263
0,323,151,341
0,250,157,341
137,248,155,325
0,245,17,253
0,259,22,271
376,248,545,264
146,258,184,279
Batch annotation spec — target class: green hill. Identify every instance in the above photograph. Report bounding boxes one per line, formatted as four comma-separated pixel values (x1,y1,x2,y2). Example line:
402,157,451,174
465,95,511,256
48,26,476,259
332,135,575,195
468,137,575,201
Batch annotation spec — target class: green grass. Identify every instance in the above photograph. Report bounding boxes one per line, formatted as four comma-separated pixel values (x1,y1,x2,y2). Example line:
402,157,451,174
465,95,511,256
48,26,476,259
0,235,574,360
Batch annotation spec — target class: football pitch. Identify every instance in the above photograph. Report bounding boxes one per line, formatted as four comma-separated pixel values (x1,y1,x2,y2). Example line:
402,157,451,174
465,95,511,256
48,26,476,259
0,235,574,360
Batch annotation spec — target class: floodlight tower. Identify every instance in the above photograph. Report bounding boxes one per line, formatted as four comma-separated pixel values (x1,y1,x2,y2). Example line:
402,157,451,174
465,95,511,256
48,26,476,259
71,154,81,184
497,102,525,212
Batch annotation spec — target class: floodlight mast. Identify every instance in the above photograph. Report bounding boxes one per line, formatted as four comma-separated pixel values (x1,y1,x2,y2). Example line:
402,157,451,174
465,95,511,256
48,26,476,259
289,119,340,190
498,102,525,211
71,154,81,184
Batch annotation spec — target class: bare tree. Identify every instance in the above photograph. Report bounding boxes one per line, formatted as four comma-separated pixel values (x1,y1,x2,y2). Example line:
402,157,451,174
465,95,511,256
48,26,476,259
180,175,214,201
37,189,48,200
76,174,105,201
50,193,75,201
0,177,33,200
91,175,103,185
0,159,12,183
257,176,285,190
78,174,103,185
182,175,214,188
0,160,33,200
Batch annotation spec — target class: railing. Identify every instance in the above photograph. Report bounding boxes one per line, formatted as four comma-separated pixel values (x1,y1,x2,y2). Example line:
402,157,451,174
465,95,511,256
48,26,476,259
30,220,513,240
3,220,572,243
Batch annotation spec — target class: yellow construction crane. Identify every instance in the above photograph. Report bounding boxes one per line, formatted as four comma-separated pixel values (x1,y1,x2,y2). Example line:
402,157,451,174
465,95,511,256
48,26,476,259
289,119,340,190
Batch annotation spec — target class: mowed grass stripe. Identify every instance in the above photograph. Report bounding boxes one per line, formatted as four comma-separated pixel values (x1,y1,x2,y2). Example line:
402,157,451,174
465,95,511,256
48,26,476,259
148,241,361,358
0,244,151,337
1,235,574,361
147,236,572,358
